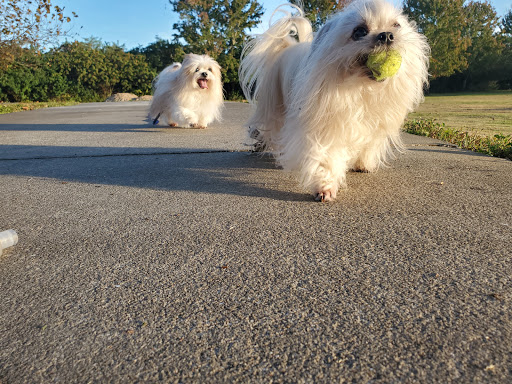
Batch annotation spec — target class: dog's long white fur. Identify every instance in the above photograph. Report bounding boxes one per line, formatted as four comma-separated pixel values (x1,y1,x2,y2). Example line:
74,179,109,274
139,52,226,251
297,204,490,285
240,0,429,201
149,54,223,128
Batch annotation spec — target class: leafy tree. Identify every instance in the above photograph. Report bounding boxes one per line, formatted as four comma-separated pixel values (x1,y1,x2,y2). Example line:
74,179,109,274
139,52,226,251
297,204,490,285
403,0,470,79
0,0,77,70
0,47,69,101
50,41,156,100
502,9,512,34
405,0,510,90
290,0,349,30
498,9,512,89
0,48,43,101
130,38,184,72
0,40,157,102
170,0,264,98
460,1,503,89
103,44,157,97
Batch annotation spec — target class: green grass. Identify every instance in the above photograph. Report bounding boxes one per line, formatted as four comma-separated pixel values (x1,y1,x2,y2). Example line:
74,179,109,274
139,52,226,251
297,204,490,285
404,118,512,160
404,92,512,161
0,101,80,114
408,92,512,137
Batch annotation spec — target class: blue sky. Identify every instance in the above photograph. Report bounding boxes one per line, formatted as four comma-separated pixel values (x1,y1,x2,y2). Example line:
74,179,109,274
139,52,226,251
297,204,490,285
60,0,512,50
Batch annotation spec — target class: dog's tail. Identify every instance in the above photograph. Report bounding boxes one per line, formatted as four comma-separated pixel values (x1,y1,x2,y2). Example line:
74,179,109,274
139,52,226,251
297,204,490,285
149,62,182,123
239,4,313,103
152,62,181,90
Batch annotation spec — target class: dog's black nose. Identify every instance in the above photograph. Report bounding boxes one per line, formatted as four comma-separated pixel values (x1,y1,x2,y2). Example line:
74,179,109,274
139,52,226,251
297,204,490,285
201,72,208,77
377,32,394,45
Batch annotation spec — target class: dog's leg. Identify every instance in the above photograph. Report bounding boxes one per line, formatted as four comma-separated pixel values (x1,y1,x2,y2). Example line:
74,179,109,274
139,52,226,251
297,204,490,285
314,184,338,202
161,111,175,127
279,121,347,202
302,145,353,202
285,149,345,202
160,111,178,127
352,135,391,173
310,161,345,202
196,117,209,129
174,107,199,128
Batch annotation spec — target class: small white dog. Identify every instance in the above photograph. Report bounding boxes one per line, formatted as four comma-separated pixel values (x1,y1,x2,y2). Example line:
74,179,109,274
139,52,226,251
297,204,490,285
149,54,223,128
239,0,429,201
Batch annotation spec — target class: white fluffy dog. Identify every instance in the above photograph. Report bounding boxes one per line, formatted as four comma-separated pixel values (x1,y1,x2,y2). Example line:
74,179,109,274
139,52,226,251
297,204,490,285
239,0,429,201
149,54,223,128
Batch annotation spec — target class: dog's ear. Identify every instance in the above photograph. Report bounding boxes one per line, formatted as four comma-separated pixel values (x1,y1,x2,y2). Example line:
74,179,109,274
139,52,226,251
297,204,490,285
312,21,333,53
183,53,193,63
181,54,190,68
212,60,222,77
180,54,197,74
206,62,221,81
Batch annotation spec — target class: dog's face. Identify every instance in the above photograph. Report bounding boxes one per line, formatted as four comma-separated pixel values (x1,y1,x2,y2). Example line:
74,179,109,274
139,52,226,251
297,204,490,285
312,0,427,82
181,54,222,91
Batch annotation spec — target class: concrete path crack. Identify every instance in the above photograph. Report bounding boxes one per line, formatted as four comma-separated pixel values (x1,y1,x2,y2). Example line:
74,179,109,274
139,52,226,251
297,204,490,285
0,149,252,162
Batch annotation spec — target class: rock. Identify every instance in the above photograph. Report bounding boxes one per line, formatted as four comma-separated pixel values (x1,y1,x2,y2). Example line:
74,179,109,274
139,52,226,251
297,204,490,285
105,93,139,102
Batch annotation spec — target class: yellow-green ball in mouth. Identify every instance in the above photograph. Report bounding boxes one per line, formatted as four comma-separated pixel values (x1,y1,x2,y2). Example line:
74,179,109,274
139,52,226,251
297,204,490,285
366,50,402,81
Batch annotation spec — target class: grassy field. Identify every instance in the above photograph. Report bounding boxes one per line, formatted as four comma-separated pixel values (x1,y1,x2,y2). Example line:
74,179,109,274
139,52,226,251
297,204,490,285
0,101,80,114
408,92,512,136
405,92,512,160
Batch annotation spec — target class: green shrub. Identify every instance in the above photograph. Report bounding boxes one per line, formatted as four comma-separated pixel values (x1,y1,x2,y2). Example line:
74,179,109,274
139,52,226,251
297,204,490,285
404,118,512,160
0,42,157,103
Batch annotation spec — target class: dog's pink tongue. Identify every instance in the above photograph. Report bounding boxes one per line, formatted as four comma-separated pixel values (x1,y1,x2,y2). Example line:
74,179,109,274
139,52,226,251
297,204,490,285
198,79,208,89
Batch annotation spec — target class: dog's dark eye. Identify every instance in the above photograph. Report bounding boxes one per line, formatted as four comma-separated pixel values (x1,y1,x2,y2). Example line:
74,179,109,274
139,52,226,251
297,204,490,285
208,67,212,72
393,23,401,28
195,68,199,72
352,26,368,41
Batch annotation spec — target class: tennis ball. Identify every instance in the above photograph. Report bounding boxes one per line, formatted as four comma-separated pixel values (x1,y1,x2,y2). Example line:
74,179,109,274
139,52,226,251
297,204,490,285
366,50,402,81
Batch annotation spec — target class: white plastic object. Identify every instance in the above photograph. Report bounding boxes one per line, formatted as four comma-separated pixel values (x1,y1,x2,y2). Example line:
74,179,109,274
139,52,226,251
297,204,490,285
0,230,18,256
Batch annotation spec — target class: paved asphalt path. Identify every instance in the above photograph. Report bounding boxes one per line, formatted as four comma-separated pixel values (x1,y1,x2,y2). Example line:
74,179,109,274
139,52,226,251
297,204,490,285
0,101,511,383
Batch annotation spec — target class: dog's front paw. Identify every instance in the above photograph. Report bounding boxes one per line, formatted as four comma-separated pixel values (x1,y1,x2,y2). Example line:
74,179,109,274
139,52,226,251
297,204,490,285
189,123,207,129
252,140,266,152
351,166,371,173
314,186,337,202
